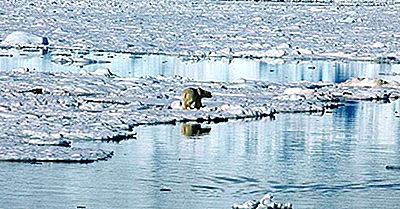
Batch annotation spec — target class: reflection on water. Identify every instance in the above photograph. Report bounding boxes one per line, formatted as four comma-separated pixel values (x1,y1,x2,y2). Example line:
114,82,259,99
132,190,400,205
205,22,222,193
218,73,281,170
1,49,400,82
180,123,212,137
1,101,400,209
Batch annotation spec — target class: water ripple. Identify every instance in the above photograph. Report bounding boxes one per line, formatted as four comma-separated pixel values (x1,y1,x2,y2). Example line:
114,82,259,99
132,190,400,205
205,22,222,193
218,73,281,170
270,180,400,194
190,184,225,194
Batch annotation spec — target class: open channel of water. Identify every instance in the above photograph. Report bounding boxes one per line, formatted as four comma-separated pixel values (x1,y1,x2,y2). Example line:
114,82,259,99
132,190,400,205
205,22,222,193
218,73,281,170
0,51,400,209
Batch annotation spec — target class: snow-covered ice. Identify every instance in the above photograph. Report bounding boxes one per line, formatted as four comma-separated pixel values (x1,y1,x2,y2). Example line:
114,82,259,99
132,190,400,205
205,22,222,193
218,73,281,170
0,69,399,162
1,0,400,60
3,31,48,46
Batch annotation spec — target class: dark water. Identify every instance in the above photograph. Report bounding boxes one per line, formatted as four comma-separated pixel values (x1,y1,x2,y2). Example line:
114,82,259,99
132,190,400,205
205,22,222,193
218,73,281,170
1,52,400,209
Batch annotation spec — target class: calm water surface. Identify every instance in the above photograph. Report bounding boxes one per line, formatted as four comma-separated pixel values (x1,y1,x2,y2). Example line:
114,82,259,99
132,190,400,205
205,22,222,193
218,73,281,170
1,49,400,82
1,52,400,209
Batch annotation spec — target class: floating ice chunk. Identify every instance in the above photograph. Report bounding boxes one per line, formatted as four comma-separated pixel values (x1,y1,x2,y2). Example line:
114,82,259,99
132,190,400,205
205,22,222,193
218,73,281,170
232,199,258,209
3,31,49,45
259,192,273,207
232,192,292,209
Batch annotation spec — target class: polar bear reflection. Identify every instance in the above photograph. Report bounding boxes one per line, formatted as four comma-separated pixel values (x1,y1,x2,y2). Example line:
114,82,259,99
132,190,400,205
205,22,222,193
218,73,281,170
180,123,211,137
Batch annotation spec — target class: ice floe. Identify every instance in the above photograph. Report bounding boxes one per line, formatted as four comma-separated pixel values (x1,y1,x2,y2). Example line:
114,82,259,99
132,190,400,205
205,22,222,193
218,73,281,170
232,192,293,209
0,69,399,162
1,1,400,60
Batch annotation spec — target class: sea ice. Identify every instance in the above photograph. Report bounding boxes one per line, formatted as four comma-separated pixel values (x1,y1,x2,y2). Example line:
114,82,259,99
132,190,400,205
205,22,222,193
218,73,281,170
1,1,399,60
0,70,397,162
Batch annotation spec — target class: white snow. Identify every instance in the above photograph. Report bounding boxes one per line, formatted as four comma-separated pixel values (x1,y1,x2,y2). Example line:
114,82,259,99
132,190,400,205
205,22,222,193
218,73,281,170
170,100,182,110
0,1,399,60
220,104,244,115
283,87,314,95
372,42,385,48
261,49,286,58
3,31,48,46
91,68,115,77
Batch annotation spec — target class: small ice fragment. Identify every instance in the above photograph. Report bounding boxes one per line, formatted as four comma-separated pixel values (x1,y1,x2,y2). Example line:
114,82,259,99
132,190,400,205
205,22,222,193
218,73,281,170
232,199,258,209
283,202,293,209
259,192,273,206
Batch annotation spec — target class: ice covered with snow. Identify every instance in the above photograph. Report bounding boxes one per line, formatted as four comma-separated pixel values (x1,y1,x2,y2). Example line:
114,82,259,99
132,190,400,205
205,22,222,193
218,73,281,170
232,192,293,209
0,0,399,60
0,69,399,162
3,31,48,46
